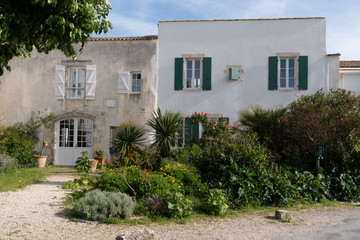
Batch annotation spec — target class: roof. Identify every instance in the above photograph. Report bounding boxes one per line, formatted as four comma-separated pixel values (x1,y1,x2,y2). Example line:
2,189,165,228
88,35,158,41
340,61,360,68
159,17,325,23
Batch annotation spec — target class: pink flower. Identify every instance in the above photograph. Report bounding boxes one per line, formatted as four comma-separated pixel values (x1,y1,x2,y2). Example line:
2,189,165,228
195,112,197,114
213,127,215,129
201,112,203,114
230,124,233,127
187,115,189,117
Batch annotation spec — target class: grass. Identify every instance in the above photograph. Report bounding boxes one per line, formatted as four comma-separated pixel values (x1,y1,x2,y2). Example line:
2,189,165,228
0,165,78,192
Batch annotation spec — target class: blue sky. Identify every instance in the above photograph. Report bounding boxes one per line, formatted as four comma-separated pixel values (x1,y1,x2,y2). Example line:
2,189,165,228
96,0,360,60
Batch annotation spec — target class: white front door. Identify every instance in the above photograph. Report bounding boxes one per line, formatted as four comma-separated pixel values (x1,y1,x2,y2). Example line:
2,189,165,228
56,118,93,166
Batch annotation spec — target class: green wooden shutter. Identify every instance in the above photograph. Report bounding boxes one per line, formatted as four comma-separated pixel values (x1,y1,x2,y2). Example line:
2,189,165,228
192,123,200,142
202,57,212,90
184,117,191,146
174,58,183,90
268,56,278,90
298,56,308,90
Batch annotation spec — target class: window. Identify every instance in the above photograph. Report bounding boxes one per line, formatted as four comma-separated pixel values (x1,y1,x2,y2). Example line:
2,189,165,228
68,67,85,99
131,73,141,93
186,60,201,89
174,57,212,91
55,64,96,100
268,55,308,91
279,58,295,89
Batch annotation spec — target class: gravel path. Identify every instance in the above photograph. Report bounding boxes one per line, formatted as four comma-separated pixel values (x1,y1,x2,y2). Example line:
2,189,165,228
1,175,360,240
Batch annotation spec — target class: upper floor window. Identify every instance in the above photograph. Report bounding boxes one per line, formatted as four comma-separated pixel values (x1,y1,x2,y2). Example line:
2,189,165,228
131,73,141,93
279,58,296,89
268,54,308,91
55,64,96,100
174,56,212,91
186,59,201,89
68,67,85,99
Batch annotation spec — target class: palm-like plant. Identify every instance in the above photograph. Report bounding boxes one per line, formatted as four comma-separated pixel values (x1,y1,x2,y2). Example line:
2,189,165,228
111,122,147,158
146,108,183,157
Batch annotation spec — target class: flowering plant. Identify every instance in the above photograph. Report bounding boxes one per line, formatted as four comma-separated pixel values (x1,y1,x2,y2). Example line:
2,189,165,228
189,112,234,137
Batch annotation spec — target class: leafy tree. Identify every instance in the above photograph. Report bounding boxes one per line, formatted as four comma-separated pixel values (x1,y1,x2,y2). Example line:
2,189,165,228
0,0,112,75
147,108,183,157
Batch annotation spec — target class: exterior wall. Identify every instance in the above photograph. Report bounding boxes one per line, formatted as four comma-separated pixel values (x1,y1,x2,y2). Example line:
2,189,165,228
326,55,340,90
0,38,157,163
157,18,328,123
340,69,360,92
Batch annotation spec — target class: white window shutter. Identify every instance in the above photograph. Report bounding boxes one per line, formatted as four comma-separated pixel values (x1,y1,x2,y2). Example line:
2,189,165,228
86,65,96,100
118,71,130,93
55,65,65,99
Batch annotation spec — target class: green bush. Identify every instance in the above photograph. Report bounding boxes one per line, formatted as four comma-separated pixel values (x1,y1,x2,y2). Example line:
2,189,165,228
202,189,228,216
0,153,17,175
0,123,36,165
330,171,360,202
158,161,205,197
73,189,136,222
160,191,193,218
75,151,90,173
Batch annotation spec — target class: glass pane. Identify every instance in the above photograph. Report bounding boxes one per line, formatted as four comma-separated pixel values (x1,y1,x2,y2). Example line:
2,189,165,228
280,69,286,78
186,78,192,88
195,69,200,79
187,69,192,79
289,59,295,68
289,78,295,88
280,59,286,68
195,60,200,69
187,60,192,70
289,69,295,78
280,78,286,88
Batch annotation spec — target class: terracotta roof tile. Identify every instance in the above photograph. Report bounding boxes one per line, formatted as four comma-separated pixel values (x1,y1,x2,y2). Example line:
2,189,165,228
340,61,360,68
88,35,158,41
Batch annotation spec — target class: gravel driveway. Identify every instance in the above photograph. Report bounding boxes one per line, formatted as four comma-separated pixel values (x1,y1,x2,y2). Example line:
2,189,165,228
1,175,360,240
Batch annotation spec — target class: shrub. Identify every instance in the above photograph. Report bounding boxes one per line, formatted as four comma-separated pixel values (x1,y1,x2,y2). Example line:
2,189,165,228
0,123,36,165
75,151,90,173
160,191,193,218
73,189,136,222
202,189,228,216
0,153,17,175
158,161,205,197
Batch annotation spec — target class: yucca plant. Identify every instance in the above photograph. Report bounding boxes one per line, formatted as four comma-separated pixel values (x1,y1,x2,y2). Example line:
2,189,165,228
146,108,183,157
111,122,147,158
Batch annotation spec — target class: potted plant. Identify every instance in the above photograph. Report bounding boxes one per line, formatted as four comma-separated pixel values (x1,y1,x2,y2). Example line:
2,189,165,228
94,149,106,168
33,112,55,168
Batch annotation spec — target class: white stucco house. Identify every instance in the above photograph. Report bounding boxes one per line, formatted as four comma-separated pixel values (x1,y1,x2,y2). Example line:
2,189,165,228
0,36,157,165
157,17,340,143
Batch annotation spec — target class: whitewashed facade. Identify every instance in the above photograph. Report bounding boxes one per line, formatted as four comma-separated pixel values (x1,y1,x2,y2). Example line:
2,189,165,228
157,18,339,127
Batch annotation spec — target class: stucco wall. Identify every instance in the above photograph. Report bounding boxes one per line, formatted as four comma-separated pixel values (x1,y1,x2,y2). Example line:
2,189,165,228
0,38,157,163
157,18,328,123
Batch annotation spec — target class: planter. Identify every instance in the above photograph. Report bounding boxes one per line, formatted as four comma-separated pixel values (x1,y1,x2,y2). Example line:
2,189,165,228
90,159,98,173
34,155,47,168
94,156,106,169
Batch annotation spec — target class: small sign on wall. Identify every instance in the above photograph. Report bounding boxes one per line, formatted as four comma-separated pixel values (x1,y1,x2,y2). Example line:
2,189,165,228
105,99,116,108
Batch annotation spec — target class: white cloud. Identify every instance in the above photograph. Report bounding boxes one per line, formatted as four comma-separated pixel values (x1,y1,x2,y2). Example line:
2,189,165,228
109,13,158,36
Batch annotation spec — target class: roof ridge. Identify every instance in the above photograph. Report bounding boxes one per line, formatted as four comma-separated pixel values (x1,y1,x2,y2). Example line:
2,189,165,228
159,17,325,23
89,35,158,41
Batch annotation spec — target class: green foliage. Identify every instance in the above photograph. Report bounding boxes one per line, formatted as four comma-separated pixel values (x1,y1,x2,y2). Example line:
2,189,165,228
0,0,112,76
95,149,104,157
330,171,360,202
111,122,147,158
73,189,136,222
171,144,204,166
0,123,36,165
75,151,90,173
160,191,193,218
159,161,205,197
0,153,17,175
202,189,228,216
147,108,183,157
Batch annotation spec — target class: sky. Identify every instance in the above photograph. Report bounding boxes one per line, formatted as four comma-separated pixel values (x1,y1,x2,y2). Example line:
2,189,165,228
96,0,360,60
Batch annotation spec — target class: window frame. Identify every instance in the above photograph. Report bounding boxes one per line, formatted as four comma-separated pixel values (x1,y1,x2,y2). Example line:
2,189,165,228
279,57,297,90
67,67,86,99
184,58,202,90
131,72,142,94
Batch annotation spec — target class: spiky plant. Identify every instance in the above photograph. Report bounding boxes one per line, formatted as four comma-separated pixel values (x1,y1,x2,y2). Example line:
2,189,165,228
111,122,147,158
146,108,183,157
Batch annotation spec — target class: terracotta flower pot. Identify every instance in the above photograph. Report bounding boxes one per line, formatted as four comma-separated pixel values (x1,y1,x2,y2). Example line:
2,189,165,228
34,155,47,168
90,159,98,173
94,156,106,169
